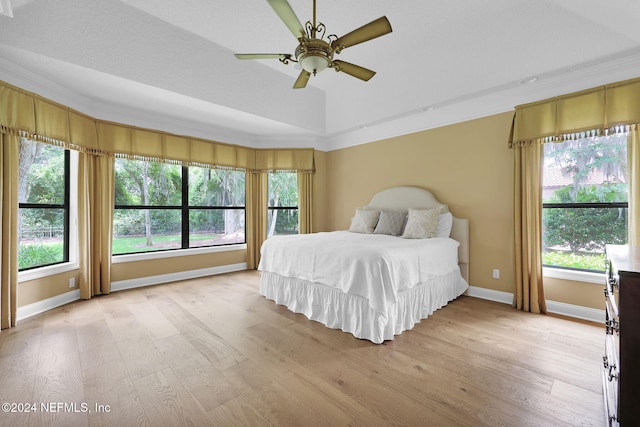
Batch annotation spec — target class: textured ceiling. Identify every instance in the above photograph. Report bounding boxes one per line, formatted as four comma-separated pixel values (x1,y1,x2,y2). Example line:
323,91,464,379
1,0,640,150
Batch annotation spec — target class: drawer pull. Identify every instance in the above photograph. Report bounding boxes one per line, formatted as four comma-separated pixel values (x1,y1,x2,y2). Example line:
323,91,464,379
605,319,619,334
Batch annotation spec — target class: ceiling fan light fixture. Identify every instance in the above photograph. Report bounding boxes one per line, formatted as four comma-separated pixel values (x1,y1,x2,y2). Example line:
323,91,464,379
295,39,333,75
299,54,329,75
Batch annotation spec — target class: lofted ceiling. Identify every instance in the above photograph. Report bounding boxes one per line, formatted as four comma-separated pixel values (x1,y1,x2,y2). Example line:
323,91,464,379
1,0,640,151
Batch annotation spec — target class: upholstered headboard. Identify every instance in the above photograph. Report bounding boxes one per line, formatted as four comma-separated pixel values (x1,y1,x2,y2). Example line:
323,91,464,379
364,186,470,282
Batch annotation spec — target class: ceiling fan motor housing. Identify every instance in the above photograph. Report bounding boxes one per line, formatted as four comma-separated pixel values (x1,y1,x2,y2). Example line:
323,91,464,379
295,39,334,75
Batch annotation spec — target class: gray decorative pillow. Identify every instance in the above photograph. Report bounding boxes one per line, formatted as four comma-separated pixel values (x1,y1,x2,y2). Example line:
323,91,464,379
374,210,407,236
402,208,441,239
348,209,381,234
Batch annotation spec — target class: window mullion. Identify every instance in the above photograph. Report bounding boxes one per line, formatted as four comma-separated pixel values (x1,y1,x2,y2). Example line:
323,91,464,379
182,165,189,249
63,149,70,262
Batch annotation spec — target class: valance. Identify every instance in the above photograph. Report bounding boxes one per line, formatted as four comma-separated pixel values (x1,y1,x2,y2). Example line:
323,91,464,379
0,80,315,172
509,77,640,147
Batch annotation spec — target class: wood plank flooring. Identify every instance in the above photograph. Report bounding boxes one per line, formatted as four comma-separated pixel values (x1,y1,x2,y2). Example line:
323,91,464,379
0,270,605,426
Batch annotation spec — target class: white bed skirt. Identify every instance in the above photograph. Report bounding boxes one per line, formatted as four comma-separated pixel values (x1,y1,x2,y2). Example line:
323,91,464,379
260,270,469,344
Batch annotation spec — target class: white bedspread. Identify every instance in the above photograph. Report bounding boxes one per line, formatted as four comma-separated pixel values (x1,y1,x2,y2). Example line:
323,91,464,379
258,231,463,316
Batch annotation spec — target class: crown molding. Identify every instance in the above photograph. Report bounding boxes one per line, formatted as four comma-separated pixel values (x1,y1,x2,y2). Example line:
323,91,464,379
324,48,640,151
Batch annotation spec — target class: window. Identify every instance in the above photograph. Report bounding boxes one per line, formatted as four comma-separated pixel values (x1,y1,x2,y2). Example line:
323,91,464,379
268,172,298,237
113,158,245,255
542,133,628,272
18,138,70,270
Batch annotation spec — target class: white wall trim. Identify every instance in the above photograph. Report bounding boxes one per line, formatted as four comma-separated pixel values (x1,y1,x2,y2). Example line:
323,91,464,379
110,262,248,292
545,300,605,324
465,285,605,324
465,286,514,304
16,289,81,322
543,267,605,285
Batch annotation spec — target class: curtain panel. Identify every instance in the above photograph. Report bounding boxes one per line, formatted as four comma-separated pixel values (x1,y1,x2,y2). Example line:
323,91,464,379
246,172,268,269
0,133,18,330
629,128,640,246
298,171,315,234
0,80,315,173
513,142,546,314
78,153,114,299
510,76,640,313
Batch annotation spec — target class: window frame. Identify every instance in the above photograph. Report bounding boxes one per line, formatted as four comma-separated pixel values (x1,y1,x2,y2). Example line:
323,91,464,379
541,133,629,276
18,144,71,272
113,163,246,256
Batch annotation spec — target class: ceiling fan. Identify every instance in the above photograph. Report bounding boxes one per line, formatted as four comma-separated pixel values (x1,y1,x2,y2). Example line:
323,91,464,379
235,0,392,89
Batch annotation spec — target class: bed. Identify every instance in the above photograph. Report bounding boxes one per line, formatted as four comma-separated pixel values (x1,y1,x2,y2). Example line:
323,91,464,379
258,186,469,343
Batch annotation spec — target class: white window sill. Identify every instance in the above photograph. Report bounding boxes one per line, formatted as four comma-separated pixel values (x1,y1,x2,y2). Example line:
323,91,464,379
112,243,247,264
18,262,79,283
543,266,604,285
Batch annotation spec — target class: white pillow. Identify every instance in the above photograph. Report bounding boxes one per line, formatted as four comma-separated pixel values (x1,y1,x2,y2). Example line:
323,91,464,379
348,209,381,234
437,212,453,238
374,210,407,236
402,208,441,239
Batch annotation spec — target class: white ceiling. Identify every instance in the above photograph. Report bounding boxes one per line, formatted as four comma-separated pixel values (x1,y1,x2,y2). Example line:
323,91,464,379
1,0,640,151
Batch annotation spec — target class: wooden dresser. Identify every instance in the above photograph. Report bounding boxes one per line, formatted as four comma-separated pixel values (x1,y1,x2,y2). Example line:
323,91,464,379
604,244,640,426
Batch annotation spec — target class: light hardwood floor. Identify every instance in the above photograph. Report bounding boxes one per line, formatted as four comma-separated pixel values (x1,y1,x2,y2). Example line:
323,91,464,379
0,270,605,426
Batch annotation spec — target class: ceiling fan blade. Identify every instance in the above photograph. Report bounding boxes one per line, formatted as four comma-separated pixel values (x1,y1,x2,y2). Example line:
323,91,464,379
235,53,291,60
331,16,392,52
266,0,306,39
331,60,376,81
293,70,311,89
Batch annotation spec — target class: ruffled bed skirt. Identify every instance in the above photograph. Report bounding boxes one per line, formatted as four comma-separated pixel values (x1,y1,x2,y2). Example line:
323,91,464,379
259,270,469,344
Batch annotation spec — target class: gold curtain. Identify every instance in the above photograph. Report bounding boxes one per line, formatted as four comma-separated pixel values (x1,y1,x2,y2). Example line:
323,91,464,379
511,77,640,146
510,76,640,314
513,142,546,313
78,152,114,299
298,171,314,234
629,128,640,246
255,148,315,173
0,133,18,330
246,172,268,269
0,78,316,173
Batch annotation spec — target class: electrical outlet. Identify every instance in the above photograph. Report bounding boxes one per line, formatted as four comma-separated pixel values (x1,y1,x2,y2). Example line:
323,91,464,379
69,277,75,288
492,269,500,279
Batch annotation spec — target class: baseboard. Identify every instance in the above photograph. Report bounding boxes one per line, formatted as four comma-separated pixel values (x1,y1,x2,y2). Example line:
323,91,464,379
545,300,605,324
110,262,248,292
466,285,605,324
16,289,81,322
465,286,514,304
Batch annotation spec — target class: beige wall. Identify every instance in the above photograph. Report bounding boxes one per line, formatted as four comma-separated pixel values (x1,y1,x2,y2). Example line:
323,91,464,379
17,113,603,311
19,270,80,307
110,249,246,283
326,112,516,293
312,149,330,233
